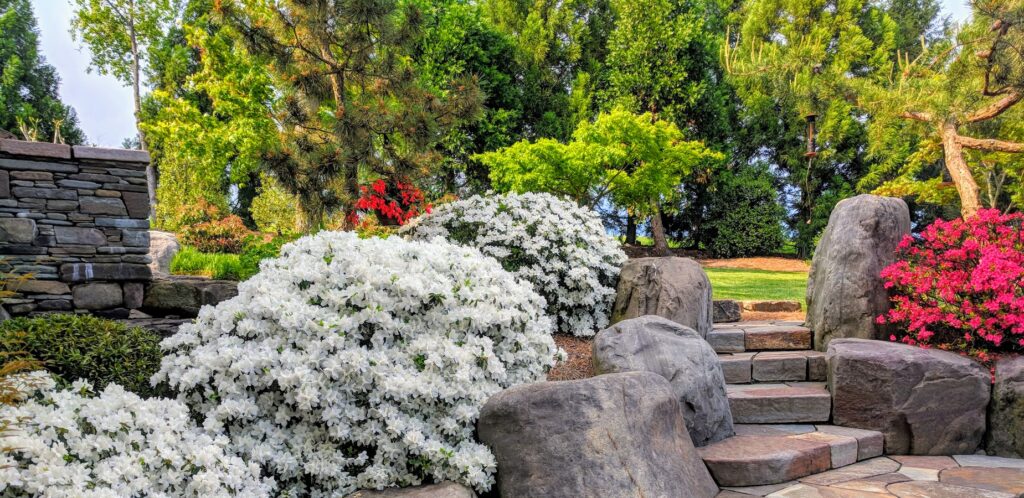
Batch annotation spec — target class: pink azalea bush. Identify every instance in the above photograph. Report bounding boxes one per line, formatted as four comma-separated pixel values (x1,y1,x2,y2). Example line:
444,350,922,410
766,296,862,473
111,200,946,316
878,209,1024,367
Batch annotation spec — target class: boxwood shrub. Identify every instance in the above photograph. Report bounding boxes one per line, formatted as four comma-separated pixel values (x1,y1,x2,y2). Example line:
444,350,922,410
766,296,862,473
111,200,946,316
0,314,163,396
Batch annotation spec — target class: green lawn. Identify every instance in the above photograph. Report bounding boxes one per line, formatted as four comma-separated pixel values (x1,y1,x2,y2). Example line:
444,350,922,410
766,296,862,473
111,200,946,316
705,267,808,304
170,246,244,281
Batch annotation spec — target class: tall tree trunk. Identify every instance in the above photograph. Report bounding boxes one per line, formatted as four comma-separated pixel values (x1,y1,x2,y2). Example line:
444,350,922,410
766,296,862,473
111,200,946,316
940,122,982,218
626,214,637,245
650,203,670,256
128,21,155,222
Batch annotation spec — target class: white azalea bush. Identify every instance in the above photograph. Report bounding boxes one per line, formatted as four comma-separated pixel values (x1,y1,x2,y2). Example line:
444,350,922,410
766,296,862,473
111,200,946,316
403,192,627,336
154,232,559,496
0,373,272,497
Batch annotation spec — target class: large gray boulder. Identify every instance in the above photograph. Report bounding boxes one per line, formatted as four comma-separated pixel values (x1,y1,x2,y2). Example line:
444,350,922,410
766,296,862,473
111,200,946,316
593,316,733,446
988,356,1024,457
477,371,718,498
148,230,180,277
806,195,910,351
612,257,713,338
828,338,990,455
345,482,475,498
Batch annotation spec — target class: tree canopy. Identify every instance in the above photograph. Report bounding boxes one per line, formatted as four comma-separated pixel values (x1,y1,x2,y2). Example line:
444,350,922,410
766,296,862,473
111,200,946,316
0,0,85,143
479,109,723,252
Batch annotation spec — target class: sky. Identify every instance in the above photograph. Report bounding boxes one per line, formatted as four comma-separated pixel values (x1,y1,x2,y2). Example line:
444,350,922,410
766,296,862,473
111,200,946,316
29,0,976,148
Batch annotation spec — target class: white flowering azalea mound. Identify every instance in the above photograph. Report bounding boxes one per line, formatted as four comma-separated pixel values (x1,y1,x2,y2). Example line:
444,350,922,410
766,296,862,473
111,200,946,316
403,192,627,336
154,232,559,496
0,372,272,498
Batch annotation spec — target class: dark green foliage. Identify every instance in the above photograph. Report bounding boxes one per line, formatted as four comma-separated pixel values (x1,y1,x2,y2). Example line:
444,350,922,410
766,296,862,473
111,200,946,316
239,234,296,280
692,166,785,258
0,314,163,396
410,0,525,195
222,0,482,231
0,0,86,143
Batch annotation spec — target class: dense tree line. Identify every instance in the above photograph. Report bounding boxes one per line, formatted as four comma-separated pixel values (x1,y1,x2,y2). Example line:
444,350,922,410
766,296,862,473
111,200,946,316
0,0,85,144
8,0,1022,257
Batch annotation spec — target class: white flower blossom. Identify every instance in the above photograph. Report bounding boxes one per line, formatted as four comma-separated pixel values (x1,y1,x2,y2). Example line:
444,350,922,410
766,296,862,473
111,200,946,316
0,375,273,497
154,232,558,495
403,192,627,336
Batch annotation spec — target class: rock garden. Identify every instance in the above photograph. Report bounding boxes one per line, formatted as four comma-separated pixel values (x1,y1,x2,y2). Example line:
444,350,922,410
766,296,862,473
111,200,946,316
3,1,1024,496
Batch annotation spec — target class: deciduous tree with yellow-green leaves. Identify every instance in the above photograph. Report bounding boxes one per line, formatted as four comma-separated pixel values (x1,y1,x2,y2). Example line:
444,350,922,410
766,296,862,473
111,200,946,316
478,109,723,255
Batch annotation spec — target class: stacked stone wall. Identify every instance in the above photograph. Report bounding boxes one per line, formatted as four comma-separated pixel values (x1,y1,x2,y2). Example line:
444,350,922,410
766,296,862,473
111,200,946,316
0,139,152,317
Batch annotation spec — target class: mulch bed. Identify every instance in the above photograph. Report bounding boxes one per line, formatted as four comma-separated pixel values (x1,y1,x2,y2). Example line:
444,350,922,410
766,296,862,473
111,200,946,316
547,335,596,381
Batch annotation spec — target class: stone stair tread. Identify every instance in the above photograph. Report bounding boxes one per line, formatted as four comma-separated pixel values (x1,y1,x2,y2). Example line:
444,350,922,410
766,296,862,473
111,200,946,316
708,322,813,353
718,350,827,384
699,425,885,488
727,384,831,424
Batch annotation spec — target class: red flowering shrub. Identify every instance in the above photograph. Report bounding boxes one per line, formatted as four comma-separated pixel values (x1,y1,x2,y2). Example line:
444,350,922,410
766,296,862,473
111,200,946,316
350,178,431,227
878,209,1024,365
175,199,258,254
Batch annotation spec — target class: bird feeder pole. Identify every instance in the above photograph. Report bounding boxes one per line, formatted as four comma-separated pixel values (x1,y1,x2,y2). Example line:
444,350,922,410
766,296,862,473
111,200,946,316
805,113,818,158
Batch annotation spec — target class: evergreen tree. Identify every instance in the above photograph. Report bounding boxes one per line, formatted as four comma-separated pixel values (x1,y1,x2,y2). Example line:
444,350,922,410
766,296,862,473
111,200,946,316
858,0,1024,216
726,0,899,257
220,0,481,232
0,0,85,144
480,0,614,141
409,0,524,195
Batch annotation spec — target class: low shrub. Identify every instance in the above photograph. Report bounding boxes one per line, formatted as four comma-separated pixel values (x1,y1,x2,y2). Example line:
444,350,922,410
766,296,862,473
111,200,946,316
173,199,257,253
171,246,245,280
238,234,297,280
879,208,1024,365
0,314,163,396
699,166,786,258
155,232,559,494
0,375,273,497
403,192,627,336
351,178,432,226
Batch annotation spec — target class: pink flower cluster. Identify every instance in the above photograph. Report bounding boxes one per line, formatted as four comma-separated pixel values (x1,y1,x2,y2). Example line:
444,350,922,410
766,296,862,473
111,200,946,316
879,209,1024,360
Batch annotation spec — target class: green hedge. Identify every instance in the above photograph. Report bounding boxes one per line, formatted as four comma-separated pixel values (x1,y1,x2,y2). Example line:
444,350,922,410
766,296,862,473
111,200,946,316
0,314,163,396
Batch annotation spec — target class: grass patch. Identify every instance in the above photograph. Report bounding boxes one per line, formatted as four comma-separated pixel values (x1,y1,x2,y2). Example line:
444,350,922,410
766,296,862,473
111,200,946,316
705,267,808,304
170,246,243,280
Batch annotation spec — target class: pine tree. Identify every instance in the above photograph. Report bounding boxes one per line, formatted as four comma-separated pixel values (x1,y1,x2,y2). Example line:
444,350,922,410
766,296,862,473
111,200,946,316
220,0,481,231
726,0,899,257
858,0,1024,216
0,0,85,144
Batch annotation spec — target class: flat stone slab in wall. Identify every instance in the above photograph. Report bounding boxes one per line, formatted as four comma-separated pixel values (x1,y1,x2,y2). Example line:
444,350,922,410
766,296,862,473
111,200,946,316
827,339,990,455
987,356,1024,458
612,257,713,338
142,276,238,317
593,315,734,446
477,371,719,498
806,195,910,351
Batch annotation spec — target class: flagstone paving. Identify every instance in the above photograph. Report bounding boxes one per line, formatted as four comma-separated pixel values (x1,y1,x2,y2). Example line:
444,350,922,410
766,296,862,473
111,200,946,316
714,455,1024,497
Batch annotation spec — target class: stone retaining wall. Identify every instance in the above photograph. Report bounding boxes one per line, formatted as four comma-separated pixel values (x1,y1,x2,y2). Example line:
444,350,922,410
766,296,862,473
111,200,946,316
0,139,152,317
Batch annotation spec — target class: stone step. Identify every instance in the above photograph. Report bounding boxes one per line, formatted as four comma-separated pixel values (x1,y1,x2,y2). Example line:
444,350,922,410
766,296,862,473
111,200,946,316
719,350,827,384
699,424,884,488
727,383,831,424
709,322,813,353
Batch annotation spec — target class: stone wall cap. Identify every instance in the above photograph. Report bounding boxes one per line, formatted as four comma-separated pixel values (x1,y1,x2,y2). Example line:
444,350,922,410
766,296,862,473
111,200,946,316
71,145,150,164
0,139,72,159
